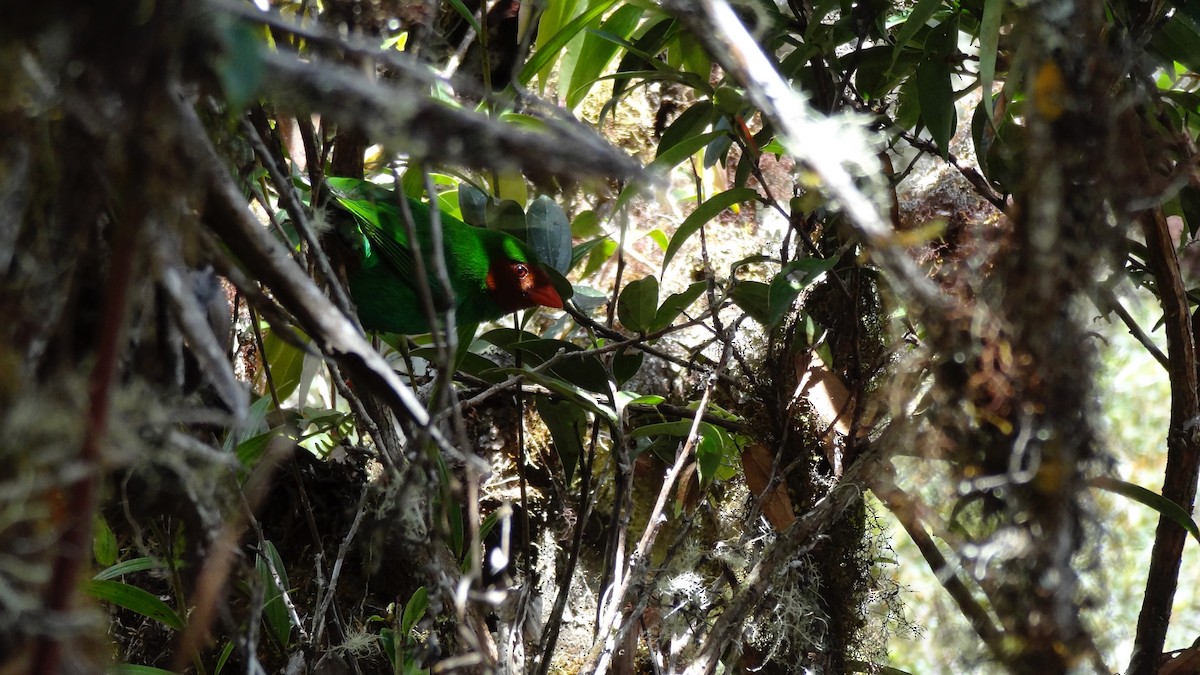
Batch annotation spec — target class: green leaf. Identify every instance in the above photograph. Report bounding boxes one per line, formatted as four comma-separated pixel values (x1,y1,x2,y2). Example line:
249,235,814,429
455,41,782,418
95,557,164,581
1151,11,1200,72
732,280,771,325
619,275,660,333
108,666,178,675
673,31,711,79
401,586,429,636
613,346,644,385
657,100,717,160
651,281,707,333
631,420,697,438
261,328,307,405
380,627,397,667
607,17,675,106
917,18,959,158
856,45,920,100
536,396,588,484
703,116,735,169
566,5,646,108
213,19,265,110
495,367,617,425
257,540,292,647
767,257,840,325
526,196,573,274
916,56,955,158
663,188,758,270
458,184,489,228
572,210,601,239
1090,476,1200,544
481,329,611,393
93,514,118,568
484,199,528,233
235,426,286,470
522,0,621,87
570,284,610,311
571,237,612,271
214,641,235,675
444,0,481,33
890,0,944,67
978,0,1005,123
86,580,184,631
696,423,725,485
651,129,725,171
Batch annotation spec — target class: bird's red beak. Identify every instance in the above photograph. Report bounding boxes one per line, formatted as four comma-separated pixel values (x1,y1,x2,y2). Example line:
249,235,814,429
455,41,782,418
528,281,564,309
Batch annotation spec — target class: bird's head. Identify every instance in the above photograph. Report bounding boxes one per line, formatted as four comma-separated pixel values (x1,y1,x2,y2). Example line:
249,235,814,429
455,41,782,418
486,238,564,313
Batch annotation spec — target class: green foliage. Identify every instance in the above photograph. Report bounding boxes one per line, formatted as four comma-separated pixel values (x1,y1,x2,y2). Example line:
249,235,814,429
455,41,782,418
1091,476,1200,545
380,587,430,675
256,540,293,648
662,188,758,270
618,275,659,333
86,580,184,631
55,0,1200,671
536,395,588,484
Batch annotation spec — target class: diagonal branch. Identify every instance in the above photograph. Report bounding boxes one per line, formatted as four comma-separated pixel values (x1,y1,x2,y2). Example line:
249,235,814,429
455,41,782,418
1129,203,1200,675
172,91,468,462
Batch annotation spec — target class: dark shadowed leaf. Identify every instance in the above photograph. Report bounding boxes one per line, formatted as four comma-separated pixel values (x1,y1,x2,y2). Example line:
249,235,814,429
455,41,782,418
732,280,771,325
257,540,292,647
458,184,489,228
619,275,660,333
651,281,707,333
613,346,644,385
768,257,840,326
536,396,588,484
527,196,573,273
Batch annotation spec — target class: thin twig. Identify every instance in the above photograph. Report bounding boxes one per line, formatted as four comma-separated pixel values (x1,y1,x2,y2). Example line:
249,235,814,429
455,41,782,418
584,336,735,672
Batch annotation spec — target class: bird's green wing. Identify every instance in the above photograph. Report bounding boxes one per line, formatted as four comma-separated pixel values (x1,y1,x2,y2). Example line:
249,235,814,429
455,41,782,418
334,196,453,310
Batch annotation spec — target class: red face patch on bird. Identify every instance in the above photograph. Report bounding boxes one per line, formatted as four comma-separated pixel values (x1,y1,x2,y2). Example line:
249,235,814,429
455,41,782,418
486,261,564,313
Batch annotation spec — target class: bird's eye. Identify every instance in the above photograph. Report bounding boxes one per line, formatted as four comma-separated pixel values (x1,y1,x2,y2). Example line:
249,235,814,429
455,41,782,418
515,264,530,278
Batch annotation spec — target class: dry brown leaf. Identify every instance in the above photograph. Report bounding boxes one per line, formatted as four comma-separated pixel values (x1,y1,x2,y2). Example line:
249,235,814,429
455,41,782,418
1160,643,1200,675
740,443,796,530
794,352,873,475
676,461,701,514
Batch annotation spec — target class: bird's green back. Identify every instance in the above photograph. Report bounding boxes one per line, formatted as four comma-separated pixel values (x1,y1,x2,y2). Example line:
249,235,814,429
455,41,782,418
335,190,538,334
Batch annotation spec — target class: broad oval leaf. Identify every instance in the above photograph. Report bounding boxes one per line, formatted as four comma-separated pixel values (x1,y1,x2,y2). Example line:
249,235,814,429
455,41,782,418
481,329,610,393
458,184,489,228
401,586,429,636
618,275,660,333
613,345,644,385
732,280,771,325
526,196,573,273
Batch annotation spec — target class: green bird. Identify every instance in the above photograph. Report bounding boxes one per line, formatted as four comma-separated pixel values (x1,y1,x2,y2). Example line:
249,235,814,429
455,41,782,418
332,183,564,335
